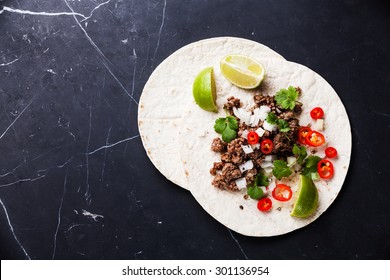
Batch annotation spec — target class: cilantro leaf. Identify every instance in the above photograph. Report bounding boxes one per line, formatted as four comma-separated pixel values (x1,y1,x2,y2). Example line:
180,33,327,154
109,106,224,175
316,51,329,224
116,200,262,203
214,116,238,143
272,159,293,180
247,186,264,200
266,112,291,133
292,144,307,165
301,155,321,176
275,86,299,110
255,173,270,187
277,119,291,133
226,116,239,130
266,112,278,124
214,118,227,133
221,125,237,143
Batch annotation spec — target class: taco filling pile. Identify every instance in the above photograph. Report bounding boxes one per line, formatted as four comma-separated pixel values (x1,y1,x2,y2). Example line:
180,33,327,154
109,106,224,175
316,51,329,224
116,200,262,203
138,37,352,237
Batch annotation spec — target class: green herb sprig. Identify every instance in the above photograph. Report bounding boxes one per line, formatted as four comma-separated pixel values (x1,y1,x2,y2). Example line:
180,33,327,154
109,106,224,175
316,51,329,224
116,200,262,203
214,115,238,143
266,112,291,133
272,159,293,180
247,173,270,200
275,86,299,110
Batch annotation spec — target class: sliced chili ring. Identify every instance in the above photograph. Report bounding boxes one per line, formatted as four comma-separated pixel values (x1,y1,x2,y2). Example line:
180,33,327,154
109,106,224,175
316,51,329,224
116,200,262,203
272,184,293,202
310,107,324,119
257,197,272,212
325,147,338,158
247,131,259,145
260,138,273,154
317,159,334,179
298,126,311,145
305,130,325,147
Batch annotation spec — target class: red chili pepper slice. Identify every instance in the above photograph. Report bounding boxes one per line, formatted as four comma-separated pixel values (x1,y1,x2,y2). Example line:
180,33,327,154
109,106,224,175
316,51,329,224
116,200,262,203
317,159,334,179
257,197,272,212
325,147,338,158
247,131,259,145
260,138,273,154
310,107,324,119
272,184,293,202
305,130,325,147
298,126,311,145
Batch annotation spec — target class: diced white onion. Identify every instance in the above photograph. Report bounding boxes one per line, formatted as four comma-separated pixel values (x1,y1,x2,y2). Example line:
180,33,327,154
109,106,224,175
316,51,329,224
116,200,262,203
264,155,275,162
260,161,273,169
287,156,296,166
255,127,265,137
239,160,254,172
241,129,249,139
293,164,302,171
249,114,261,127
233,107,251,125
263,120,277,131
251,143,260,150
241,145,254,154
314,119,324,131
263,167,273,175
258,106,271,121
235,177,247,190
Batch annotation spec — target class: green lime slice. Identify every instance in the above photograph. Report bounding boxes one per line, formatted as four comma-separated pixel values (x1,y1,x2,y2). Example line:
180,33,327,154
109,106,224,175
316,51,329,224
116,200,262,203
291,175,319,218
192,67,218,112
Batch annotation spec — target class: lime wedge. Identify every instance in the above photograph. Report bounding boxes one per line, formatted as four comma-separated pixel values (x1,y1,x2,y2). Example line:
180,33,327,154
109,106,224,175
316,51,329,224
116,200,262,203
220,54,265,89
291,175,319,218
193,67,218,112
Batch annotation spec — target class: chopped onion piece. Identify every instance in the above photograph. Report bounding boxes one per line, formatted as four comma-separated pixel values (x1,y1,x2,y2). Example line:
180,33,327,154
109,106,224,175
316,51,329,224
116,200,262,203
263,167,273,175
264,155,275,162
260,161,273,168
287,156,296,166
235,177,247,190
233,107,251,125
251,143,260,150
241,145,254,154
263,120,277,131
255,127,265,137
241,129,249,139
249,114,261,127
314,119,324,131
258,106,271,121
239,160,254,172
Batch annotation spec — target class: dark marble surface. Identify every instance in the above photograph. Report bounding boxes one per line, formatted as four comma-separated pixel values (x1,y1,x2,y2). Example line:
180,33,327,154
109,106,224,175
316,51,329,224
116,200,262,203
0,0,389,260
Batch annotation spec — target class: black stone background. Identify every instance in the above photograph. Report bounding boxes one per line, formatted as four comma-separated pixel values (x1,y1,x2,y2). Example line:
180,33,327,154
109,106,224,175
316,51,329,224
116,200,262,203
0,0,389,259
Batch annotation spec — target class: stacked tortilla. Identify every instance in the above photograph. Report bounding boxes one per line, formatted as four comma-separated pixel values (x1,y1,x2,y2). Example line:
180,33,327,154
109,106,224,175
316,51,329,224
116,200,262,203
138,37,351,237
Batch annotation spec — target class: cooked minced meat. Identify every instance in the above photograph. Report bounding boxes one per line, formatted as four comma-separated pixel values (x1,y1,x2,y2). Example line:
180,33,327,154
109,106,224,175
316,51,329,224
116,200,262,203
244,168,258,184
223,96,241,114
211,137,226,153
273,133,293,156
209,162,224,175
221,163,241,182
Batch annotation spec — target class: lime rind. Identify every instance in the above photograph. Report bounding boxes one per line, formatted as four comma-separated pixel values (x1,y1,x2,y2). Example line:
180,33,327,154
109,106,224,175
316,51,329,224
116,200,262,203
290,175,319,218
192,67,218,112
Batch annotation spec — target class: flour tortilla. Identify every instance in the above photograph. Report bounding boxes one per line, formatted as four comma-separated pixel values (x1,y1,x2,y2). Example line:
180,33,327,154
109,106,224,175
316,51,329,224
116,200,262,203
179,58,352,237
138,37,285,188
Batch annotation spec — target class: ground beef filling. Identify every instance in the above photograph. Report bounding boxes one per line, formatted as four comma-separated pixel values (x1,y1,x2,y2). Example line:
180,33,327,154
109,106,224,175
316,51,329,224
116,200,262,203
210,93,301,192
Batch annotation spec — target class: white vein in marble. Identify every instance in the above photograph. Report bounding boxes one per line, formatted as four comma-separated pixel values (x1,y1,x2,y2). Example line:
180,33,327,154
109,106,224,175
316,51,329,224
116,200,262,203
81,209,104,221
0,100,32,140
227,228,249,260
52,172,67,259
0,197,31,259
152,0,167,62
87,134,140,155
